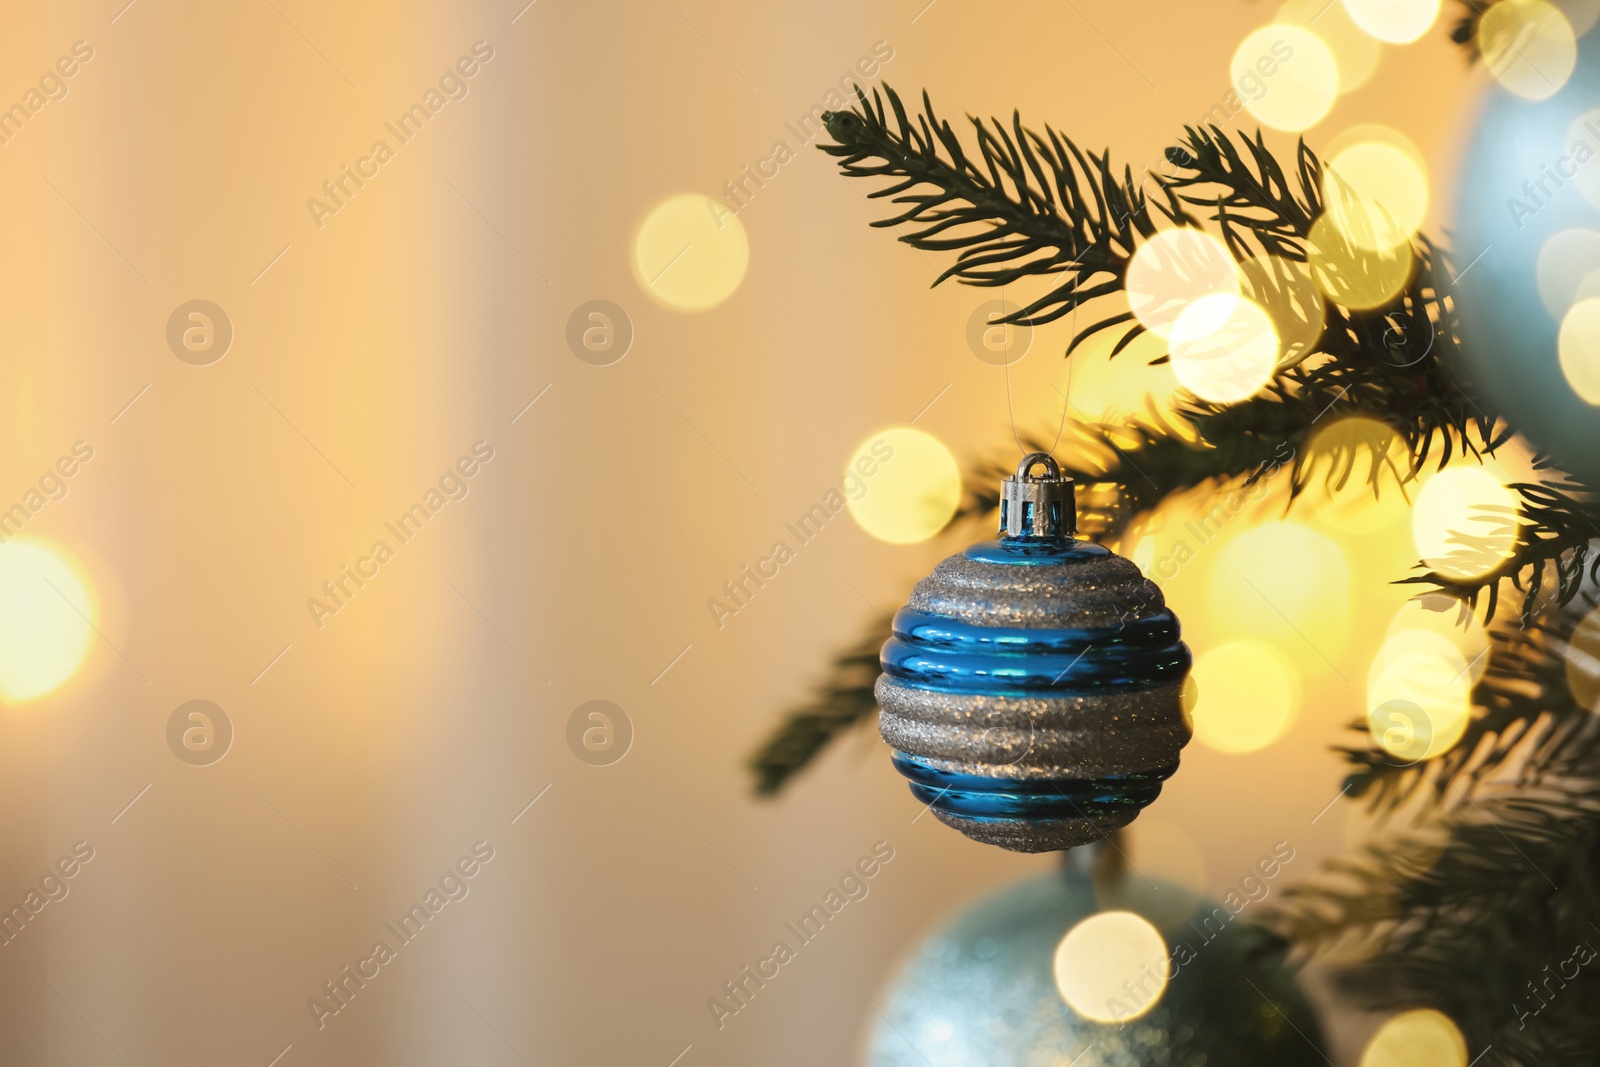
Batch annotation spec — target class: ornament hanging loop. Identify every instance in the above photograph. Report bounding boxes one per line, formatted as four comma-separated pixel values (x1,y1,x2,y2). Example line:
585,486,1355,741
1001,452,1076,539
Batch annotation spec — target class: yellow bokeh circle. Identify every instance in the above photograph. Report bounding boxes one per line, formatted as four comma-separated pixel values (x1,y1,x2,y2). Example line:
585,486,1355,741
1411,465,1521,580
1309,213,1414,310
1053,911,1170,1023
1237,254,1326,367
1387,592,1490,683
1536,229,1600,319
843,427,961,544
1479,0,1578,101
1169,294,1281,403
1359,1009,1467,1067
1126,229,1240,339
1557,296,1600,404
1342,0,1442,44
1322,136,1430,253
1304,416,1413,535
0,540,94,704
1367,629,1473,760
1567,606,1600,712
1278,0,1382,93
632,194,750,311
1231,25,1341,133
1190,640,1301,753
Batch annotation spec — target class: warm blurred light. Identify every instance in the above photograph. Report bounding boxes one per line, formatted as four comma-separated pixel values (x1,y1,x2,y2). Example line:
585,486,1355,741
632,193,749,311
1278,0,1382,93
1305,417,1412,534
1126,229,1239,339
1479,0,1578,101
1567,605,1600,711
1536,229,1600,319
1557,296,1600,404
1323,134,1430,252
1053,911,1170,1023
1309,214,1413,309
1367,629,1473,760
1359,1009,1467,1067
1169,294,1281,403
1237,254,1325,366
1190,640,1300,753
1129,534,1157,575
1342,0,1442,43
1411,465,1520,580
1558,0,1600,34
1387,592,1490,683
1231,25,1340,132
1210,522,1352,669
844,428,960,544
0,540,94,704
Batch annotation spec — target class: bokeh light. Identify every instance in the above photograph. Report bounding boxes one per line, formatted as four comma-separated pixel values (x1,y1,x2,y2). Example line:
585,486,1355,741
1237,253,1326,366
1052,911,1170,1023
1567,605,1600,711
1557,296,1600,404
1479,0,1578,101
1278,0,1382,94
1323,133,1430,252
1566,110,1600,210
1231,25,1341,132
1304,417,1413,535
844,428,961,544
1359,1008,1467,1067
1387,592,1491,683
0,540,94,704
1410,466,1521,580
1367,629,1473,760
1210,522,1353,668
1126,229,1239,338
632,193,750,311
1309,213,1414,309
1536,229,1600,319
1558,0,1600,34
1190,640,1301,753
1342,0,1442,44
1169,294,1281,403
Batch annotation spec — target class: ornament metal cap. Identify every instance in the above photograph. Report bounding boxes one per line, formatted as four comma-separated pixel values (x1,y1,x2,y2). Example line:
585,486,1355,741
1001,452,1076,538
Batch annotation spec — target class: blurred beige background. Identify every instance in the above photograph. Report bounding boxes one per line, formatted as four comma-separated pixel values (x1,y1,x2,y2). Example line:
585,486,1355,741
0,1,1482,1064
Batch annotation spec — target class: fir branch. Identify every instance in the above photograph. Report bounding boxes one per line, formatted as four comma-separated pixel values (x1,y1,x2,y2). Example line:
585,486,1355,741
1268,705,1600,1064
747,623,886,796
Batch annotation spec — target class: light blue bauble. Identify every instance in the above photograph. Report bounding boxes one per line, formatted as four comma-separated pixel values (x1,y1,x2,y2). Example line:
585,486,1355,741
864,864,1323,1067
1456,19,1600,486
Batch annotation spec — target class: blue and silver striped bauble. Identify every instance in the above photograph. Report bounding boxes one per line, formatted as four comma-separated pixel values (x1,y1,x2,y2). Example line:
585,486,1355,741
877,453,1193,852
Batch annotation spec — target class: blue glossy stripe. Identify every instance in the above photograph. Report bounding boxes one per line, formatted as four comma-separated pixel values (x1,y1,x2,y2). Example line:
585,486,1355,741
893,607,1181,655
892,752,1176,821
882,638,1188,696
962,537,1111,566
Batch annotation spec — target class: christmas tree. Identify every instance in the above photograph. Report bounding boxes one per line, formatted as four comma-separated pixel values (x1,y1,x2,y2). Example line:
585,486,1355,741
750,3,1600,1062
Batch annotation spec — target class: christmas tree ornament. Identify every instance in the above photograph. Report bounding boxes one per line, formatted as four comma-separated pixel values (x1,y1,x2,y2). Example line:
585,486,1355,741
877,453,1192,852
864,848,1325,1067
